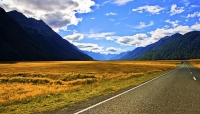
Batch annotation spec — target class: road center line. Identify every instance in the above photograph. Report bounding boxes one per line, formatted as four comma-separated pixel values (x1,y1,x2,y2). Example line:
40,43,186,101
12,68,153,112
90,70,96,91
193,77,196,80
74,68,178,114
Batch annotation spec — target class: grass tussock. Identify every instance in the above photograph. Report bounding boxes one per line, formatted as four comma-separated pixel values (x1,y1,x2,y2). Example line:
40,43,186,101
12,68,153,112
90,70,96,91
0,61,180,113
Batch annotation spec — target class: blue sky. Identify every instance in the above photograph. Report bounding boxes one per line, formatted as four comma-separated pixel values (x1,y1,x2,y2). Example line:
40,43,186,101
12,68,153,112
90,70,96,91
1,0,200,54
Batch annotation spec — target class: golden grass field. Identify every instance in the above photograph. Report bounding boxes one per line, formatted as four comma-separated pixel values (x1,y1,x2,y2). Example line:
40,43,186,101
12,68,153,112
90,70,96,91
189,60,200,68
0,60,185,113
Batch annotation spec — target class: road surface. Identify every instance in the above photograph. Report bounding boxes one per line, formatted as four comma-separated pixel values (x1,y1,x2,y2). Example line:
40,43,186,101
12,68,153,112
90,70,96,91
57,62,200,114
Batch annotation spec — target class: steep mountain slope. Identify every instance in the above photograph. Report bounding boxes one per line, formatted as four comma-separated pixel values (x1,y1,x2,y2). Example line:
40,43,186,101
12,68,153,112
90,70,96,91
141,31,200,60
0,8,92,61
0,7,49,60
121,33,182,60
120,47,143,60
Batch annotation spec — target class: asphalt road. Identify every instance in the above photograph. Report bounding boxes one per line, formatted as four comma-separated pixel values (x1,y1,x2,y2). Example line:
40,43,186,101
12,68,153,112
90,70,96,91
71,62,200,114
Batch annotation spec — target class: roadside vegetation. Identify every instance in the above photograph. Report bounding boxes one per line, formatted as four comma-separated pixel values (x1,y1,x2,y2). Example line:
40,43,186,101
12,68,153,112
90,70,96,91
189,59,200,68
0,61,180,113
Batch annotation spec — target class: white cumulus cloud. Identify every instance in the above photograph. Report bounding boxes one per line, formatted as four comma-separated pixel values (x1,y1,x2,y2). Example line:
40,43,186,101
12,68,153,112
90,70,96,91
105,12,118,16
116,33,149,46
110,19,115,21
86,32,115,39
170,4,184,16
113,0,133,6
135,21,154,29
90,17,95,20
191,23,200,30
108,23,200,49
182,0,190,6
149,25,191,41
165,20,180,27
132,5,165,14
191,5,198,8
186,12,200,18
0,0,96,32
63,33,84,41
106,47,124,54
72,42,104,53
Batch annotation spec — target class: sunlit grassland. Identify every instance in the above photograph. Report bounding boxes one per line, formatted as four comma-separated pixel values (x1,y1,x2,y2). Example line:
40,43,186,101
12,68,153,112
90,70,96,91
0,61,181,113
189,59,200,68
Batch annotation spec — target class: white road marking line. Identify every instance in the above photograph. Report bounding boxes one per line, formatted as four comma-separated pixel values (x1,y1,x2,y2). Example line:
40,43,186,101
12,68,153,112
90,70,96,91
193,77,196,80
74,68,178,114
190,72,192,74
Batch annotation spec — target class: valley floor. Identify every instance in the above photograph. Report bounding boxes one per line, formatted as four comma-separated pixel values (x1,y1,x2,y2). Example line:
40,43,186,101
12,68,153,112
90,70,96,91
1,60,199,113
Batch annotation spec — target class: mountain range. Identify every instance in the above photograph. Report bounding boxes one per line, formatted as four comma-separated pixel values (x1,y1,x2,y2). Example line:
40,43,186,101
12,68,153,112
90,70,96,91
0,7,92,61
85,31,200,60
120,31,200,60
140,31,200,60
0,7,200,61
83,51,130,60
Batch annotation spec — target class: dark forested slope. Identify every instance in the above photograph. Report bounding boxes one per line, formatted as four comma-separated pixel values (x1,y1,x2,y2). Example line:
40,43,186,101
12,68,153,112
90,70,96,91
0,7,92,61
140,31,200,60
121,33,182,60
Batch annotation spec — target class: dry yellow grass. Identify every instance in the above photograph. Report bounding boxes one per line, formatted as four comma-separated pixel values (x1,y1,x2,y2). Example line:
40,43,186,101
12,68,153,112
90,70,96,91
0,61,180,113
189,60,200,68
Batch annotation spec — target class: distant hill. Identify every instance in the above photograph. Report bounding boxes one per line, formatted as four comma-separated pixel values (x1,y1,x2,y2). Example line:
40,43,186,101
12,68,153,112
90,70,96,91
84,51,117,60
84,51,107,60
0,7,92,61
121,33,182,60
103,53,117,60
110,51,130,60
141,31,200,60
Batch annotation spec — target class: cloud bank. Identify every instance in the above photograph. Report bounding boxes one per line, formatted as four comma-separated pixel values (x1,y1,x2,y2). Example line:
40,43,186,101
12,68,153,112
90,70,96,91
0,0,96,32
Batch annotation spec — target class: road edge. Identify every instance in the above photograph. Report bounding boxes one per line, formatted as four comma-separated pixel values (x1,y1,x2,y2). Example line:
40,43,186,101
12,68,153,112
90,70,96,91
74,68,179,114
